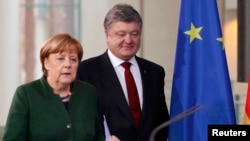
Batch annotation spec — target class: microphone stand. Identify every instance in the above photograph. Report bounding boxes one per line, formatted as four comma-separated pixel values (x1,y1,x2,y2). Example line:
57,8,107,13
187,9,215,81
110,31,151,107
149,105,202,141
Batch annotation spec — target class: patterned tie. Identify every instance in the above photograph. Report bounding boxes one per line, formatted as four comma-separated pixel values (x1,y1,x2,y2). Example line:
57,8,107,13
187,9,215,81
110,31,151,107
121,62,141,128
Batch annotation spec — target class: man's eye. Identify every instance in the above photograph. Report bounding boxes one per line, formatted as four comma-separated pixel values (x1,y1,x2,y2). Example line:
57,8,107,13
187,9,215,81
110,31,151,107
117,33,126,37
131,32,139,36
118,34,125,37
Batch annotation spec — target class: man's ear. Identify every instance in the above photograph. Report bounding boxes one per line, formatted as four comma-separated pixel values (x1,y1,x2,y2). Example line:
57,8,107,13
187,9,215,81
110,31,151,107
105,31,109,39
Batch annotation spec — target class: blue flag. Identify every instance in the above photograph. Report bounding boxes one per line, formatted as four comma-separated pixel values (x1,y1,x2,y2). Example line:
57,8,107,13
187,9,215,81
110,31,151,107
168,0,237,141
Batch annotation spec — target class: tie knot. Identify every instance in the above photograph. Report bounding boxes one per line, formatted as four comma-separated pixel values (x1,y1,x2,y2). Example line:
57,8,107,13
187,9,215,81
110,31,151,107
121,62,131,69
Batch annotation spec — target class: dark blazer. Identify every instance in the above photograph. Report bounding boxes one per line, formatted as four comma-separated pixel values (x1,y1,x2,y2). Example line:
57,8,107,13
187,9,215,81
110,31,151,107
77,51,169,141
2,77,105,141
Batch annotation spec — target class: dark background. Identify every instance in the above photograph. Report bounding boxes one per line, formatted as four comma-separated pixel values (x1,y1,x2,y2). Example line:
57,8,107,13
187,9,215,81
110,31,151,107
238,0,250,82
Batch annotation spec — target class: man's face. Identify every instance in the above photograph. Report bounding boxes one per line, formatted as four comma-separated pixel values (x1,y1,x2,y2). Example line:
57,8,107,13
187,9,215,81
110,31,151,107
106,21,141,61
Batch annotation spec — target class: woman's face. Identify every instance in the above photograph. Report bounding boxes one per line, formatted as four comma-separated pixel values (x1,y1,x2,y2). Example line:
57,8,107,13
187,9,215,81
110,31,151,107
44,51,79,85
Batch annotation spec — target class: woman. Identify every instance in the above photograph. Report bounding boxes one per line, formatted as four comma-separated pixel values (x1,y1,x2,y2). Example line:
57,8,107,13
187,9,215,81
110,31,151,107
2,33,105,141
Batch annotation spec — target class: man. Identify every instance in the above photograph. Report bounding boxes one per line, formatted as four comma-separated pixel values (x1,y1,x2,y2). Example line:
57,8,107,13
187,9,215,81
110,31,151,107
77,3,169,141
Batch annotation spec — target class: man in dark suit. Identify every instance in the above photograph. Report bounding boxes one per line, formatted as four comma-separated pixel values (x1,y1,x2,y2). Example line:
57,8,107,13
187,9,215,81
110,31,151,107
77,3,169,141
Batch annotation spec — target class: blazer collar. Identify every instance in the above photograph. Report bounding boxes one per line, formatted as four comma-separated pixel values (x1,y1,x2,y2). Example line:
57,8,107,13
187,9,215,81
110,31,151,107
39,76,75,98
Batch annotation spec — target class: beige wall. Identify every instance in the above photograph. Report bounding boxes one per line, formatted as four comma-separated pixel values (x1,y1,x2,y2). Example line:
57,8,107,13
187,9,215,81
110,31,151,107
0,0,19,126
223,0,247,123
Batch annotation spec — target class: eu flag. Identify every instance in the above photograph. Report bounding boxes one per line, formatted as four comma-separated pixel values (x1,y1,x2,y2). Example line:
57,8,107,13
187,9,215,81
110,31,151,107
168,0,237,141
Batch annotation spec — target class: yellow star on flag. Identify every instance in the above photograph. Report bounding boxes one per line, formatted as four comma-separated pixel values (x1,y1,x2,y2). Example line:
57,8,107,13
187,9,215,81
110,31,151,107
216,37,225,50
184,23,203,43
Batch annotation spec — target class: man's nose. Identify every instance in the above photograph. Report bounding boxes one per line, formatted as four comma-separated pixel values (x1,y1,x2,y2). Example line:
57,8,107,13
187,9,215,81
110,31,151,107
124,35,132,43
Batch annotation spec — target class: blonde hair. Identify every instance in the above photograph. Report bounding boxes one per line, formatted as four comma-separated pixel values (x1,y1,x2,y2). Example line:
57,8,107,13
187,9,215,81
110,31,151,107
40,33,83,76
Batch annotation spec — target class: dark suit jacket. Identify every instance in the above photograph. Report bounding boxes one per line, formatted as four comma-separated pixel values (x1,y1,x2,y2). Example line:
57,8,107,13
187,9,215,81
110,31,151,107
3,77,104,141
77,51,169,141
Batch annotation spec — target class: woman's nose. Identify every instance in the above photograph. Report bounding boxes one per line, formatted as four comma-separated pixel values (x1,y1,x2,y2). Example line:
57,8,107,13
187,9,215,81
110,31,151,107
64,58,72,67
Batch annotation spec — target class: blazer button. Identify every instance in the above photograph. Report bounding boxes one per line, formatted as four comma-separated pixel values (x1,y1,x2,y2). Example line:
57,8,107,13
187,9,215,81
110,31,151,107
66,124,71,128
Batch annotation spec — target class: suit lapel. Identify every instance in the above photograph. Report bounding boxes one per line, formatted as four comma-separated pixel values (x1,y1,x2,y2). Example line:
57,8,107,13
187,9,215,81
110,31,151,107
99,53,133,121
136,58,151,129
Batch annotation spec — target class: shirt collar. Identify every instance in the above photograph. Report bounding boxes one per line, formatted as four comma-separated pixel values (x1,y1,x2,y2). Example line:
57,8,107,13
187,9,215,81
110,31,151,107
107,49,137,67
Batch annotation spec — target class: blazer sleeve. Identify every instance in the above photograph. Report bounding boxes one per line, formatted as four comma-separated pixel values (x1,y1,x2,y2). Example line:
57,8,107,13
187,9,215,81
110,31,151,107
2,86,29,141
94,113,105,141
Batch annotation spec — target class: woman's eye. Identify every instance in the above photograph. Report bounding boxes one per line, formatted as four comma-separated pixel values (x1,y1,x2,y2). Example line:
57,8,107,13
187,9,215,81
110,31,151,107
57,57,64,61
71,58,77,62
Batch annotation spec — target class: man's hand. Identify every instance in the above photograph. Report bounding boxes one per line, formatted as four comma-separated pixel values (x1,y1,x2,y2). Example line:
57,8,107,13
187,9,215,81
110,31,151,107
110,135,121,141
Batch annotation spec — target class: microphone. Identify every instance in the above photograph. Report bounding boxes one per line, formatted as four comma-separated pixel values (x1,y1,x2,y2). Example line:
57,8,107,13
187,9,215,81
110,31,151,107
149,105,202,141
